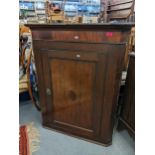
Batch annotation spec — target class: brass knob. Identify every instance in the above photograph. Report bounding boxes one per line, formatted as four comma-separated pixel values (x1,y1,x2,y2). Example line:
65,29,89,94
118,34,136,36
74,35,79,40
46,88,51,96
76,54,81,58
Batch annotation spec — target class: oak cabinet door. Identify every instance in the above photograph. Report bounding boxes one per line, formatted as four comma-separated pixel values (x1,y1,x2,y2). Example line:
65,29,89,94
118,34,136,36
40,50,107,140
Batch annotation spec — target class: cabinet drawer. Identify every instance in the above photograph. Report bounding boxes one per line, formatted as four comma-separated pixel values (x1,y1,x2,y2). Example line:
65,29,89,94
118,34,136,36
52,31,103,42
32,30,122,43
43,50,99,62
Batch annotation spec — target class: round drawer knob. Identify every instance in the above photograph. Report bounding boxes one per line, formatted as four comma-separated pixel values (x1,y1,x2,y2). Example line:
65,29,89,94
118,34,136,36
46,88,51,96
76,54,81,58
74,36,79,40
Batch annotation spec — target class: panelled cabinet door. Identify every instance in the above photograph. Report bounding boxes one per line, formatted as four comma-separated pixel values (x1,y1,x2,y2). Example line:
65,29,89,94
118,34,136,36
40,50,108,140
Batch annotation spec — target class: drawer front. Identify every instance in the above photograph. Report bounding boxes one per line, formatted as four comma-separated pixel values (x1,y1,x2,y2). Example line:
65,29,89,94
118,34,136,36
32,30,122,43
42,50,99,62
33,40,126,55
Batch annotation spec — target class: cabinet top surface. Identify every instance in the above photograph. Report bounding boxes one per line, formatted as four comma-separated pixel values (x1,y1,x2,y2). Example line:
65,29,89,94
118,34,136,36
25,23,134,31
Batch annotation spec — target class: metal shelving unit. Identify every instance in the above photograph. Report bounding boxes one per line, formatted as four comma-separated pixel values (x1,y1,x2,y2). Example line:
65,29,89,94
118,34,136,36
19,0,101,23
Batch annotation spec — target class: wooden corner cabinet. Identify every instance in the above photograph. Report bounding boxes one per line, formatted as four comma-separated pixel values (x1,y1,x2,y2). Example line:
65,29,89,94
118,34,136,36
26,23,134,146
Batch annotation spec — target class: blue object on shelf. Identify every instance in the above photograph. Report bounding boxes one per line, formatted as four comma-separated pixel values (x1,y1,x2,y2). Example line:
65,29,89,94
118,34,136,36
78,5,87,11
19,1,35,10
36,2,45,9
64,4,78,11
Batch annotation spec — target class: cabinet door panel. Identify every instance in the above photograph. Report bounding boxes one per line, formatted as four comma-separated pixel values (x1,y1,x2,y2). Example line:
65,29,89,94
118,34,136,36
40,50,107,139
51,59,95,130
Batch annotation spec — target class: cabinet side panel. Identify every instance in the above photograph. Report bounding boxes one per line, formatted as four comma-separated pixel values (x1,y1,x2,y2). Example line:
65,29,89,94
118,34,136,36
100,45,125,143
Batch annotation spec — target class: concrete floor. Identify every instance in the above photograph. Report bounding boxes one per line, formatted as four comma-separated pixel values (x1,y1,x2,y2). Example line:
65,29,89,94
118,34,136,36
19,101,135,155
